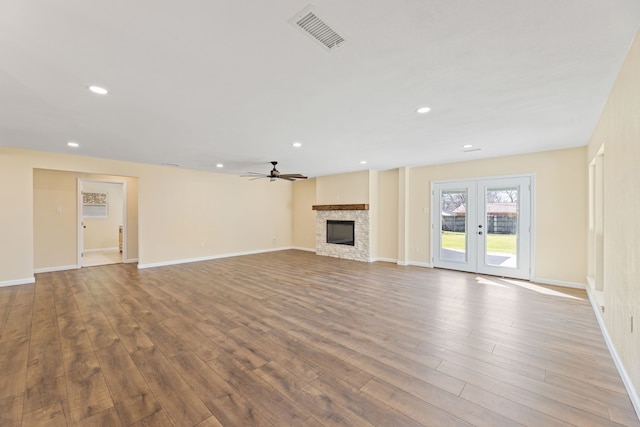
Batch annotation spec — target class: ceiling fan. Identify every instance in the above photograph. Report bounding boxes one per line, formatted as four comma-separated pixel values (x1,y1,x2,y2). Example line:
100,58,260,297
242,161,308,182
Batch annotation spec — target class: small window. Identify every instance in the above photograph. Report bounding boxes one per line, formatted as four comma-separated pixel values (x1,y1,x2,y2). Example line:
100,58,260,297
83,192,108,218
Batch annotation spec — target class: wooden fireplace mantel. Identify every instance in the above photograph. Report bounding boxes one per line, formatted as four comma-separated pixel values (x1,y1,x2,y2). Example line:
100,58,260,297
312,204,369,211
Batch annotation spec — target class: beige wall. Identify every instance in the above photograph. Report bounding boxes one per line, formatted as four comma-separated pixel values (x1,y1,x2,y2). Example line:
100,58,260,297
301,169,400,262
33,169,80,269
377,169,399,261
292,178,317,250
1,147,292,283
33,169,139,270
587,27,640,394
297,148,588,282
123,176,139,260
1,153,34,283
138,165,291,265
407,148,587,284
368,170,379,260
82,181,123,251
397,168,410,264
316,170,369,204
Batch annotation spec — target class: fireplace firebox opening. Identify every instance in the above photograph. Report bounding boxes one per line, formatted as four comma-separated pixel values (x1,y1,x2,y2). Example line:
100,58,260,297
326,220,355,246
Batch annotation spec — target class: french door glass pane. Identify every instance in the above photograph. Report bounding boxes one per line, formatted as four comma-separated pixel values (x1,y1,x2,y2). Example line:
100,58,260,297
440,189,467,263
485,186,518,268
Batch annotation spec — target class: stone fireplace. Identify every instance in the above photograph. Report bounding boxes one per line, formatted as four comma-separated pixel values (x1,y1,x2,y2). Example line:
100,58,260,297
313,204,370,262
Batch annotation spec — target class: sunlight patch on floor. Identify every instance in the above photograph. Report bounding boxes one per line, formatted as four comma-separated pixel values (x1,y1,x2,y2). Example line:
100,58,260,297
475,276,583,300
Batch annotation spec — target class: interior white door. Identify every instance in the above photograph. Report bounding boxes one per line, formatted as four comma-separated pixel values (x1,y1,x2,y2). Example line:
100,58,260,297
433,176,532,280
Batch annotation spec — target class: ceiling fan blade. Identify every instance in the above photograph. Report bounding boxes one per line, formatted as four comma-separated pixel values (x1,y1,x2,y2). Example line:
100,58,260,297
243,161,307,182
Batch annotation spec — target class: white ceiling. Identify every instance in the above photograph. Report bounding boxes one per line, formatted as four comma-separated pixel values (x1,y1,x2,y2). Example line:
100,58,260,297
1,1,639,178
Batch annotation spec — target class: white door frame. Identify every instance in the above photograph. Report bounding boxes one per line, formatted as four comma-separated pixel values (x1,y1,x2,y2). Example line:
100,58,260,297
77,178,128,267
431,173,535,280
431,180,478,273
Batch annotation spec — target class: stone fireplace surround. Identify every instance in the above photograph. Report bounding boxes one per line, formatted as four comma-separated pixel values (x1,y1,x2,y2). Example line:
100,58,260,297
313,204,370,262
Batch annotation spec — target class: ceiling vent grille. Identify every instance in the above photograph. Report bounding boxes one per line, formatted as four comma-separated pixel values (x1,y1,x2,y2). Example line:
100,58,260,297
290,6,348,51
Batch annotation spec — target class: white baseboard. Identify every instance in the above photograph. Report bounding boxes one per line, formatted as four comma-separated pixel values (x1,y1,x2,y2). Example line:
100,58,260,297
370,257,397,263
585,286,640,420
84,247,119,253
124,258,138,264
406,261,433,268
374,257,433,266
137,247,294,269
530,277,586,289
34,265,80,274
591,289,605,310
0,277,35,287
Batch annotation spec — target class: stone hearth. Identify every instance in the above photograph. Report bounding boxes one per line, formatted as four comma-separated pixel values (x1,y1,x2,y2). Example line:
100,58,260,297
313,204,370,262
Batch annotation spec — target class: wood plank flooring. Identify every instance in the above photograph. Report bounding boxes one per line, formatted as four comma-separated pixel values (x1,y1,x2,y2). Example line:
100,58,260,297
1,250,638,426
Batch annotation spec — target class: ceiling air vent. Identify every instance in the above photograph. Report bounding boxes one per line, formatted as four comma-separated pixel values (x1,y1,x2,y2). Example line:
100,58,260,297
289,6,348,51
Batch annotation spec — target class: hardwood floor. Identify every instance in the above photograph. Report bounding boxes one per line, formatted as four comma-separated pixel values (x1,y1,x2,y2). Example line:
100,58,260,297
1,250,638,426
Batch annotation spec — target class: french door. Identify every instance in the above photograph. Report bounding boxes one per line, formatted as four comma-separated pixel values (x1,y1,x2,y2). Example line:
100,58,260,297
432,176,532,280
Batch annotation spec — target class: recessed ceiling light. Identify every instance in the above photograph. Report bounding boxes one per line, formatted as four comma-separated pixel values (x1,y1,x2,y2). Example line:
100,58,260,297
67,141,79,148
292,142,302,148
416,106,431,114
360,160,367,164
463,144,473,148
88,85,109,95
216,163,224,168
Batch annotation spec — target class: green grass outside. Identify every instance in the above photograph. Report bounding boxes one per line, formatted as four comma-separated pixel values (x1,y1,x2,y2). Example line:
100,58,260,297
441,231,516,253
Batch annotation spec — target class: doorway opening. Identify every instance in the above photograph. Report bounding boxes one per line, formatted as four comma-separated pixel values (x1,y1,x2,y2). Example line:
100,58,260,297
588,144,605,309
78,178,127,267
431,175,533,280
